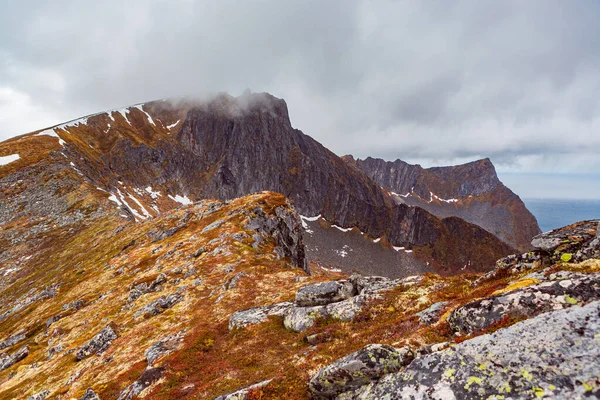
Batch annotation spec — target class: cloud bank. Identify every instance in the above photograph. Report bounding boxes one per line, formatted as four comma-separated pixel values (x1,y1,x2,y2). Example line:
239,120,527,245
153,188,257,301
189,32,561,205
1,0,599,197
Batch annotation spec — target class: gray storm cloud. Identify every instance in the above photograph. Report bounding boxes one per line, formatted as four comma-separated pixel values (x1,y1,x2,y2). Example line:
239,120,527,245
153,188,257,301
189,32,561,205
1,0,599,197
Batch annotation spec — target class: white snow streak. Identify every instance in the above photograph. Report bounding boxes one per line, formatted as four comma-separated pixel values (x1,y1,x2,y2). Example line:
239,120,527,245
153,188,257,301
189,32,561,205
166,120,180,130
300,214,322,222
0,154,20,166
134,105,156,126
144,186,162,199
168,194,193,205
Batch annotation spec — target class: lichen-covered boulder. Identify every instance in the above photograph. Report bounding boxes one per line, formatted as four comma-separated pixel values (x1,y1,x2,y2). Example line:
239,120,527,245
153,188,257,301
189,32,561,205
229,302,294,330
295,280,356,307
75,324,117,361
449,272,600,334
325,295,366,322
309,344,414,399
415,301,449,326
214,379,272,400
349,301,600,399
283,305,328,332
531,220,599,261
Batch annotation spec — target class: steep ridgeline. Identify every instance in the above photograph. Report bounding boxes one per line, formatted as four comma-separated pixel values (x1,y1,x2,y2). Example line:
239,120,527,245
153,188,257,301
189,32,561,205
345,156,541,252
0,92,514,273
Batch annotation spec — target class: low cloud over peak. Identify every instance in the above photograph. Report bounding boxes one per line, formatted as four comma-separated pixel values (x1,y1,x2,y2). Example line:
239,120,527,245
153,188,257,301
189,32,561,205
1,0,599,197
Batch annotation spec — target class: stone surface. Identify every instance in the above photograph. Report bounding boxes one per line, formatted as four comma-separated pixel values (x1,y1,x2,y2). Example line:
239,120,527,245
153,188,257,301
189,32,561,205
134,289,184,318
283,305,328,332
449,272,600,334
531,220,599,262
415,301,449,326
145,331,185,365
0,328,27,350
75,324,117,361
214,379,272,400
295,280,356,307
309,344,414,399
0,345,29,371
117,367,164,400
348,301,600,399
80,388,100,400
27,390,50,400
228,302,294,330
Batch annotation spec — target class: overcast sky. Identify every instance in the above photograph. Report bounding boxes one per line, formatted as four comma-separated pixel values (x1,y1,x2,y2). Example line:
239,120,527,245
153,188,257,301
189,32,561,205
1,1,599,199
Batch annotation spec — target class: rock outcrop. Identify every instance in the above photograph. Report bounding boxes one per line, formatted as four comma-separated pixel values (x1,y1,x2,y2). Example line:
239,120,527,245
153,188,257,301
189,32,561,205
449,272,600,334
341,301,600,399
309,344,414,399
531,219,599,262
75,324,117,361
1,92,521,274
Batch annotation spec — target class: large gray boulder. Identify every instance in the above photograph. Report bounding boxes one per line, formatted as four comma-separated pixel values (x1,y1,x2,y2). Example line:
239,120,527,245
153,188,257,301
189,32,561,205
75,324,117,361
295,281,355,307
449,272,600,334
347,301,600,399
228,302,294,330
309,344,414,399
283,305,328,332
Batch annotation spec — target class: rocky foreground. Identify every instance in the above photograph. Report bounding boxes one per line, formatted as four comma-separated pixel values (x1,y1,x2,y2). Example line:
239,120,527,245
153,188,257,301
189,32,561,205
0,187,598,399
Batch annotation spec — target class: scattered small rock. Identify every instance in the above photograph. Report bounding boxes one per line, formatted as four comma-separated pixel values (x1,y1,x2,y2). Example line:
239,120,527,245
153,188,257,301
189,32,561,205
75,324,118,361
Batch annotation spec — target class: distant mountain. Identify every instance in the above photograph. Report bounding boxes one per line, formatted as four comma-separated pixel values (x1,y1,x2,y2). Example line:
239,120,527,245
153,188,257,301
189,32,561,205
0,92,521,274
344,156,541,252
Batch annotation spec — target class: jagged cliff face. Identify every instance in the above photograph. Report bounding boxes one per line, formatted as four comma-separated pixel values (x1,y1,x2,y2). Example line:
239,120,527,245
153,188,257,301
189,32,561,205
346,156,541,252
0,92,519,273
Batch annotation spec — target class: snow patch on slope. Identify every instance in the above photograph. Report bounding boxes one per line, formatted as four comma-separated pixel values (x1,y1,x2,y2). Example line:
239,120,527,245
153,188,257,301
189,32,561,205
134,105,156,126
0,154,20,166
168,194,193,205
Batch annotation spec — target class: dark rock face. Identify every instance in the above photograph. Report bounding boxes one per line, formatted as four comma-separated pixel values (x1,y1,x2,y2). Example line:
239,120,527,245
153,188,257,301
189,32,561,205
246,202,308,273
346,301,600,399
347,156,541,252
41,92,516,273
448,272,600,334
309,344,414,399
75,324,117,361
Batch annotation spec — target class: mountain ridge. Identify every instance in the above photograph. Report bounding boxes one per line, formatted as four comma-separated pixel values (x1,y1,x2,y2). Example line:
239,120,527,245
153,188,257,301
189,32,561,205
345,155,541,252
1,92,524,274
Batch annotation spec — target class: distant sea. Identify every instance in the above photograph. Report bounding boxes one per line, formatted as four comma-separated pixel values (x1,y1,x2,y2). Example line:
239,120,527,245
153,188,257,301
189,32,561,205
523,198,600,233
